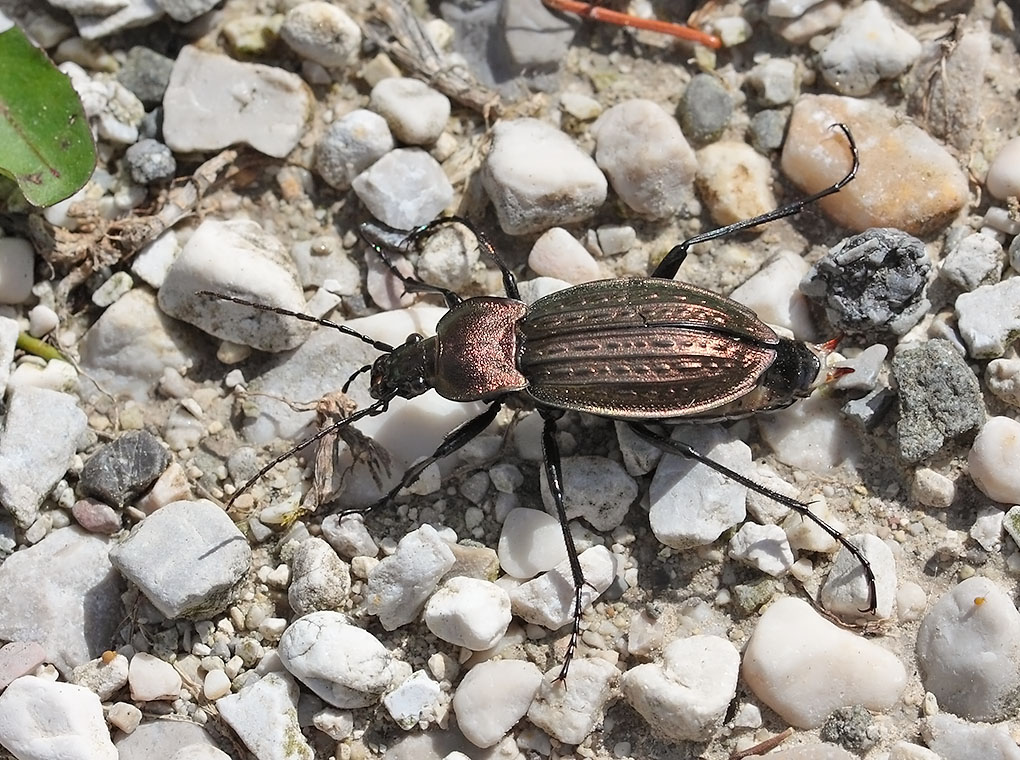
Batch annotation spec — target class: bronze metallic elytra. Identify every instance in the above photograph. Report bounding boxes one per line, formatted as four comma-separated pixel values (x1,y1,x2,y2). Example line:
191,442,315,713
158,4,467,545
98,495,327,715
201,122,875,680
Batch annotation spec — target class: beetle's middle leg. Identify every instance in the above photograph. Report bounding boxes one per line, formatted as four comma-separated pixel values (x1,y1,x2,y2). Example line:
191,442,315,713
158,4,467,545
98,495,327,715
539,408,589,681
337,399,504,518
627,421,878,615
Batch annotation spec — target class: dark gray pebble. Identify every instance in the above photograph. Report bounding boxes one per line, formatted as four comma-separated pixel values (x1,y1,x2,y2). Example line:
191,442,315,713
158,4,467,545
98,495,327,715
677,74,733,144
748,109,788,154
800,227,931,340
79,430,171,508
820,705,878,752
117,47,174,107
891,339,984,463
124,139,177,185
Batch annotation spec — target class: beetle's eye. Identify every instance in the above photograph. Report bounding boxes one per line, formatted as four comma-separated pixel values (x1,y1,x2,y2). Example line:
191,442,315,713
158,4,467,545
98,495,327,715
405,334,423,345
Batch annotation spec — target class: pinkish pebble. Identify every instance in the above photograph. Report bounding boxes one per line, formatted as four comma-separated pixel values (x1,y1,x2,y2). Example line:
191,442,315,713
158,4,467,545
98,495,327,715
72,498,122,535
0,641,48,689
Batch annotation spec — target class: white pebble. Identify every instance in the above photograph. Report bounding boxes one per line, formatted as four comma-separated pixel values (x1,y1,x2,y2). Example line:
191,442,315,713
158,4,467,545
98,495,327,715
743,597,906,727
352,148,454,230
0,676,116,760
497,508,568,579
509,545,616,629
278,611,394,708
539,456,637,531
970,507,1004,552
382,670,443,729
916,576,1020,722
528,227,602,284
912,467,956,508
106,702,142,733
758,394,859,472
424,576,511,650
819,534,897,620
621,635,740,741
527,658,617,744
157,218,310,353
314,109,394,190
986,359,1020,408
987,136,1020,201
782,497,843,554
592,99,697,218
280,2,361,67
321,514,378,560
940,232,1005,291
131,229,180,288
91,271,133,308
217,672,314,760
727,522,795,577
366,524,456,629
923,712,1020,760
896,581,927,622
817,0,921,96
452,659,543,748
370,78,450,146
956,279,1020,358
203,668,232,700
559,92,602,120
969,417,1020,503
728,250,813,339
696,141,776,226
128,652,182,701
0,237,35,304
483,118,607,235
28,305,59,337
648,426,749,550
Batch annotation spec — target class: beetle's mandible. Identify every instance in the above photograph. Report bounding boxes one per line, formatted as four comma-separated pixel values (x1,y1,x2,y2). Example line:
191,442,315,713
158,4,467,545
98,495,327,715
202,122,876,679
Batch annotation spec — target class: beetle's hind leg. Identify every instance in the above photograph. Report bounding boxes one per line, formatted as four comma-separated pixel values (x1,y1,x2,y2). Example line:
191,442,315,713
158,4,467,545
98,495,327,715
336,400,504,519
627,422,878,615
409,216,521,301
358,223,464,308
539,409,589,681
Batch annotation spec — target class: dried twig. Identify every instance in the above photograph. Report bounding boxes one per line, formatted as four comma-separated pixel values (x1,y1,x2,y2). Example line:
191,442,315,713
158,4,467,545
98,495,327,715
543,0,722,48
729,727,795,760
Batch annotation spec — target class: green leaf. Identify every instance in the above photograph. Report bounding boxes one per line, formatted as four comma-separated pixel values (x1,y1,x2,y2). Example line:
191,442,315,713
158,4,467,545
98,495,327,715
0,26,96,208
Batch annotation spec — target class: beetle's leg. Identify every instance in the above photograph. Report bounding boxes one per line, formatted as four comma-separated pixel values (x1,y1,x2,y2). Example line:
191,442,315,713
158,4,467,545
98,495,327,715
540,408,587,681
651,123,860,280
337,399,504,518
627,422,878,615
359,226,463,308
411,216,521,301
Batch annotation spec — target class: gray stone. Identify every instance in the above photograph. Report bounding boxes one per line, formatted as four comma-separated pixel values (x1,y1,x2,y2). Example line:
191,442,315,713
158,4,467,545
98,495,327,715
80,430,171,508
352,148,454,230
124,139,176,184
891,339,983,463
117,46,173,106
678,74,733,143
314,109,394,190
748,108,788,153
819,705,878,752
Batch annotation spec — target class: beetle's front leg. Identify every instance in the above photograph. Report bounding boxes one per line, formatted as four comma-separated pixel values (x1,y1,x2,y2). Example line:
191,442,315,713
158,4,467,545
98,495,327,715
338,399,503,518
540,408,587,680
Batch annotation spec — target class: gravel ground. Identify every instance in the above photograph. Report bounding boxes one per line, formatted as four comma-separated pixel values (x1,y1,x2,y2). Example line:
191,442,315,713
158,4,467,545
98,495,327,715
1,1,1020,759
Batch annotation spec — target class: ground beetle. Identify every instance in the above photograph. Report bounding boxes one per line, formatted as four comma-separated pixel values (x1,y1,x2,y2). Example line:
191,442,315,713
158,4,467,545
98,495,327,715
204,123,876,678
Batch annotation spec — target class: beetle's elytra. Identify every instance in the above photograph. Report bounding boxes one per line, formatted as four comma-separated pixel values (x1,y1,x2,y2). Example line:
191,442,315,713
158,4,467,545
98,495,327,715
202,122,875,679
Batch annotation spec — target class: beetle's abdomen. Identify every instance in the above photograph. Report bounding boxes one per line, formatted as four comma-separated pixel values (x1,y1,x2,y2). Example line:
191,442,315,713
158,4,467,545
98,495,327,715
433,297,529,401
519,279,781,419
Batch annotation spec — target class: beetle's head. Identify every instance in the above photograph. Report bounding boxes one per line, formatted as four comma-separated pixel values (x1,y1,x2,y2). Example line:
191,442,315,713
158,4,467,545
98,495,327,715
369,334,437,400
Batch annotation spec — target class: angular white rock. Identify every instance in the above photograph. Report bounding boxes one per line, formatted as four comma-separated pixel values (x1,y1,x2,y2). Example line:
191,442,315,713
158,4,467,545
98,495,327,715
649,426,749,550
818,1,921,96
0,676,116,760
451,659,543,748
128,652,182,701
916,576,1020,722
509,545,616,629
365,524,457,630
527,658,617,744
742,597,907,727
157,218,310,353
497,508,568,579
539,456,638,531
217,672,313,760
382,670,444,730
352,148,454,229
424,576,511,650
278,611,394,708
0,528,121,677
621,635,740,741
986,359,1020,408
287,537,351,617
956,279,1020,359
369,77,450,146
528,227,602,284
0,316,18,395
592,100,697,218
819,534,896,620
922,712,1020,760
110,499,251,619
163,46,311,158
728,522,795,577
0,387,88,527
729,250,814,339
758,394,860,472
782,497,842,554
968,417,1020,503
483,118,607,235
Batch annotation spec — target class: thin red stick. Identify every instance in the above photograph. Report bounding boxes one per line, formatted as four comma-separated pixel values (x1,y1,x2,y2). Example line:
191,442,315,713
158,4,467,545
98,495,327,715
543,0,722,49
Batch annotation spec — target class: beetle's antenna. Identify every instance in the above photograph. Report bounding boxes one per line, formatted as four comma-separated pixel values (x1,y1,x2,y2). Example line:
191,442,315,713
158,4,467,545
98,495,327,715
342,364,373,393
226,395,394,507
652,123,859,280
196,291,395,353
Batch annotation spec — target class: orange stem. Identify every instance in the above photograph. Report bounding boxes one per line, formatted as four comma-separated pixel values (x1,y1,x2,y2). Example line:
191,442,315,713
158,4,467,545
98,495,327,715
543,0,722,49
